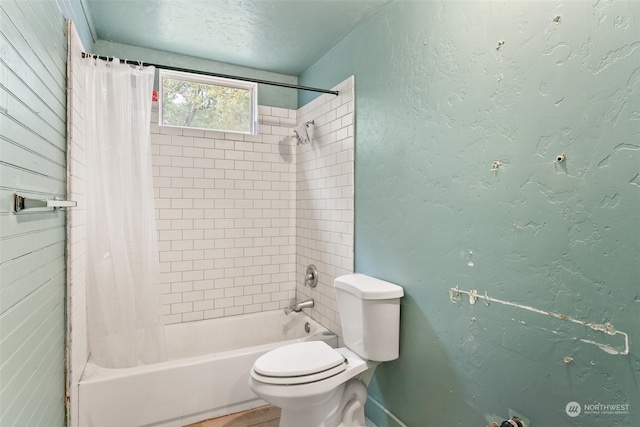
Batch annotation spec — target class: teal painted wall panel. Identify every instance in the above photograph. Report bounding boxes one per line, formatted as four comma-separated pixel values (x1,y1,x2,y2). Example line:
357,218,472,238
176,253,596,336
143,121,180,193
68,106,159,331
0,81,66,138
0,0,90,425
301,2,640,426
1,2,67,91
1,9,67,125
0,249,66,313
55,0,95,50
0,138,65,181
0,274,65,425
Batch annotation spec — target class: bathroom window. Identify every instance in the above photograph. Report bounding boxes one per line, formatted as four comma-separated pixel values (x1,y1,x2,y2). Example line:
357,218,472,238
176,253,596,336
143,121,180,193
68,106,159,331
159,70,258,135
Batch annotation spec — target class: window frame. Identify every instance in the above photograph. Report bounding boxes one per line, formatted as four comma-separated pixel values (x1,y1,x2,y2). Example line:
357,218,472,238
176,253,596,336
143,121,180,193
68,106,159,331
158,69,258,135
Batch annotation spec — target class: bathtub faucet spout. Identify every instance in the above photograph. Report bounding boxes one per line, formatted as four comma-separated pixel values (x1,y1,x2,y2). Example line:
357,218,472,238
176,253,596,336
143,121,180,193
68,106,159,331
284,299,314,315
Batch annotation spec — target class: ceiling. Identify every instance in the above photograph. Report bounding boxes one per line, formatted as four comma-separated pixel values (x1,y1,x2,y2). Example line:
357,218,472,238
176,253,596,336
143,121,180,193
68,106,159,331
86,0,391,76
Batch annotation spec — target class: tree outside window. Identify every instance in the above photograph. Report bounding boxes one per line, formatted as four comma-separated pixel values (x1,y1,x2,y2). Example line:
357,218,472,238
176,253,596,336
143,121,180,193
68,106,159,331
159,70,257,134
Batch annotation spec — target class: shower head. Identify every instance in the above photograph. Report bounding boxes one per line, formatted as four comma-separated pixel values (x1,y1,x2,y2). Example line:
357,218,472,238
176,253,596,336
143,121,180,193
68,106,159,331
293,120,314,145
293,125,309,145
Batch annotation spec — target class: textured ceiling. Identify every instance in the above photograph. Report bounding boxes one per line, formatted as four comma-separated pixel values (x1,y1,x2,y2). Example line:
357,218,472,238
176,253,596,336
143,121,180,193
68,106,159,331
86,0,391,75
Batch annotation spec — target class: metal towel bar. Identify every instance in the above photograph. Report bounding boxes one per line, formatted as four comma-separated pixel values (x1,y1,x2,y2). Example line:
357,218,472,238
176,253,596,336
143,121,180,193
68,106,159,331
13,193,77,213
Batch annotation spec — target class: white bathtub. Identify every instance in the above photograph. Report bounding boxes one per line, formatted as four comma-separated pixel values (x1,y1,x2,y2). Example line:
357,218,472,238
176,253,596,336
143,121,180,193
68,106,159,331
78,310,337,427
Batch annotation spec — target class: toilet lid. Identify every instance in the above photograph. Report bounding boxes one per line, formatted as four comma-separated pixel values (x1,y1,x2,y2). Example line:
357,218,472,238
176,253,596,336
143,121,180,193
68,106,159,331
253,341,346,378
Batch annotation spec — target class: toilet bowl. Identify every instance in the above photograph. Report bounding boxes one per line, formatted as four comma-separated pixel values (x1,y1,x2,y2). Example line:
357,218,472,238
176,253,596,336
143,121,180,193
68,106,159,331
249,274,404,427
249,342,372,427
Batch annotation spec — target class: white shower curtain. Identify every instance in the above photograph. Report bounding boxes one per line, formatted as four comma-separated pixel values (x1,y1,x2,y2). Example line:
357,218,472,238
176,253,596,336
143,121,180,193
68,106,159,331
81,57,166,368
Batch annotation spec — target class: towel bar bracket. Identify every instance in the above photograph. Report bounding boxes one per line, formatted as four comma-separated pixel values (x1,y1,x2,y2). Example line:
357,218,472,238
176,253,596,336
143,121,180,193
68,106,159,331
13,193,77,213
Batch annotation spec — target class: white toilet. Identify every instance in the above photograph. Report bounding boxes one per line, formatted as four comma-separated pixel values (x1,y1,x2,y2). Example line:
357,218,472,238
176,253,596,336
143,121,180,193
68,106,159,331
249,274,404,427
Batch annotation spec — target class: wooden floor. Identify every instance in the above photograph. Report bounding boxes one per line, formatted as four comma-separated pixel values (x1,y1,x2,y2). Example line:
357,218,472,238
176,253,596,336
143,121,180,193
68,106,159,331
185,405,377,427
185,406,282,427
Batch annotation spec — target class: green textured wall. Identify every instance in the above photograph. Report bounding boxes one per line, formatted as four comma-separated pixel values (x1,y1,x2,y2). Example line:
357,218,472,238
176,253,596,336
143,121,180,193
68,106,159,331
92,40,299,109
300,2,639,426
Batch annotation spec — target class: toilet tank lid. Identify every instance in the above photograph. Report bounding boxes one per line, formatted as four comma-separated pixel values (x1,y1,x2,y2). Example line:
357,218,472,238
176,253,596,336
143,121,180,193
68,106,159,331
334,274,404,299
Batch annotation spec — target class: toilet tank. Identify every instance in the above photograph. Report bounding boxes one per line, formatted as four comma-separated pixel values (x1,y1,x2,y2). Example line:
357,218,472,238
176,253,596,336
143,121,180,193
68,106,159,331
335,274,404,362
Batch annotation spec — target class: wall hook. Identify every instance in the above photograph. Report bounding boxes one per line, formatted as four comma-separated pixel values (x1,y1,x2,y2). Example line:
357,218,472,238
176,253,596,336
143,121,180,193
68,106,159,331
449,286,462,303
556,153,566,163
469,289,478,305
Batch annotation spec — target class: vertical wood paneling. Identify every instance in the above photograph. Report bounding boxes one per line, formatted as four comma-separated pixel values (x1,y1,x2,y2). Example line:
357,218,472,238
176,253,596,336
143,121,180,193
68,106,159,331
0,0,68,425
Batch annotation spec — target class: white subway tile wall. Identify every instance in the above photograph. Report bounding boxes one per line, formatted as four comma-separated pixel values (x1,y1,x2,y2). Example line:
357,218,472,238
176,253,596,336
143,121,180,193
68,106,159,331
295,76,355,336
151,105,299,324
71,76,355,329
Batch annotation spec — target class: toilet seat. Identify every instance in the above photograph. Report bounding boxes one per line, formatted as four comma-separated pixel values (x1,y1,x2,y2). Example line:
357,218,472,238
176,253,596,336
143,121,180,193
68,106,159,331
251,341,347,385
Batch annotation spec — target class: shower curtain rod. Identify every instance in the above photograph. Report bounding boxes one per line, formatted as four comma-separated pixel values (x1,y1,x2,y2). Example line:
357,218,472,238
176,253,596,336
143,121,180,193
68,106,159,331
81,53,339,96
